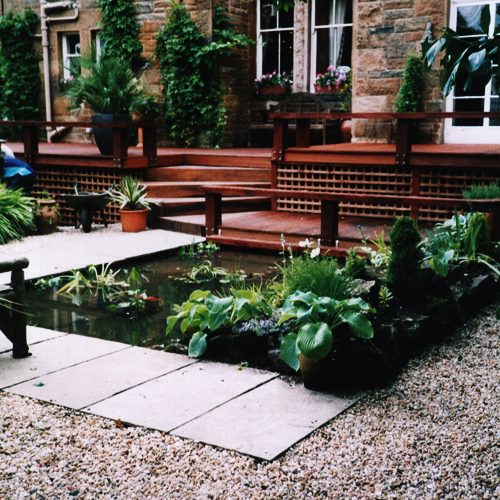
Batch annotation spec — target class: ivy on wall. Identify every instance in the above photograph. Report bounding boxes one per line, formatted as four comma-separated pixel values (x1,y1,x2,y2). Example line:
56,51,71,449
156,3,252,147
98,0,142,67
0,9,40,120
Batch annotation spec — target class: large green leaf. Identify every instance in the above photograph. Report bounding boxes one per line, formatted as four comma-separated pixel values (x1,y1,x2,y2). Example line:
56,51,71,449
429,249,455,277
340,311,374,340
424,36,447,67
188,331,207,357
467,48,487,73
280,332,300,371
480,5,491,35
297,322,333,361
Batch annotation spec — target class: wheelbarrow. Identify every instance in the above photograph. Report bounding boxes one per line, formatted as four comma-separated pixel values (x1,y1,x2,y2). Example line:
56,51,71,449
62,191,109,233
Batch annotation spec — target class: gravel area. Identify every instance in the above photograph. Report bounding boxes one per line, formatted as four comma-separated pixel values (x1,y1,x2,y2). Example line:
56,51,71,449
1,304,499,498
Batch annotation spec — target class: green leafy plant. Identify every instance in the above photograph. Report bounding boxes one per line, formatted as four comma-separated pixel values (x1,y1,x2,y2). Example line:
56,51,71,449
174,260,246,285
98,0,143,67
156,3,252,146
65,52,143,115
0,184,34,244
463,182,500,200
131,95,160,118
394,54,426,112
166,287,272,357
178,240,220,259
387,217,424,295
0,10,40,120
106,176,150,210
278,291,374,371
423,5,500,96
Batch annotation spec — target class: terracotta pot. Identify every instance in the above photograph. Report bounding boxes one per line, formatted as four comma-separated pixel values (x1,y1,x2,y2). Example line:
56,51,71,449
314,84,342,94
340,119,352,142
120,208,148,232
299,353,330,391
35,199,60,235
259,85,287,95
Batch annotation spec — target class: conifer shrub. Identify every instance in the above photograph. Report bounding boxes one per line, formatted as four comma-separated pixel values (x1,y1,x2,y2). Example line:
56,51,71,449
387,216,424,296
394,54,426,112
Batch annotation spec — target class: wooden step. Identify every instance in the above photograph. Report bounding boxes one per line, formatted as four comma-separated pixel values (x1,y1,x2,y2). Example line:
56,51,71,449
183,153,271,169
143,181,270,198
146,166,271,182
148,196,271,216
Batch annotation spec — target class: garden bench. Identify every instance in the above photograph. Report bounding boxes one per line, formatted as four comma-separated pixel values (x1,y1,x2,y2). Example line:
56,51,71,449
203,185,500,246
249,92,341,146
0,258,30,358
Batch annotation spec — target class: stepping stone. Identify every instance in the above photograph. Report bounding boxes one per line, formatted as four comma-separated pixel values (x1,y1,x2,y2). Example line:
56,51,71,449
0,326,66,354
173,377,363,461
85,361,277,432
7,347,197,410
0,334,128,389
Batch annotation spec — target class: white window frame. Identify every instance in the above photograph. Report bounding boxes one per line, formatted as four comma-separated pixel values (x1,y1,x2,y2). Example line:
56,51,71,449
310,0,353,92
61,32,80,81
256,0,294,77
445,0,499,143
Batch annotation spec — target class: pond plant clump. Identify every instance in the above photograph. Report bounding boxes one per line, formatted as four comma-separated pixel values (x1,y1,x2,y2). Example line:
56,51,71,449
166,211,500,390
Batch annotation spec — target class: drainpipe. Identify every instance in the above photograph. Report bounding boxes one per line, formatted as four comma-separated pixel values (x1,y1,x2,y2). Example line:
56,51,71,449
40,0,79,141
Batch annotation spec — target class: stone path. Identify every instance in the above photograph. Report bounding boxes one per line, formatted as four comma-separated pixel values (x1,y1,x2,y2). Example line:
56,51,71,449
1,327,362,460
0,225,203,284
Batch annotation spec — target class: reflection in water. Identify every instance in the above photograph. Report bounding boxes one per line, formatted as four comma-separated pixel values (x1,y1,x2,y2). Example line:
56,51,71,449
26,251,278,347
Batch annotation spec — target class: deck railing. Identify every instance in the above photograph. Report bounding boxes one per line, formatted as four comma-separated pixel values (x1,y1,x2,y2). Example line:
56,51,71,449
0,119,158,168
269,111,500,167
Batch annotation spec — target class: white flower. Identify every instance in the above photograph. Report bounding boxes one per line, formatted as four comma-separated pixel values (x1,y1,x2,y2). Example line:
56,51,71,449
310,248,320,258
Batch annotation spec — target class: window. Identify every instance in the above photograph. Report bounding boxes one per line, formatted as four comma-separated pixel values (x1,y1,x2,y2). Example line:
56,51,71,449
256,0,294,77
61,33,81,81
445,0,500,143
310,0,353,90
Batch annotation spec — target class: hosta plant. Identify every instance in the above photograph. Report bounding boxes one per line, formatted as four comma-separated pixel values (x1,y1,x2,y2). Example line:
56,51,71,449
166,288,272,358
278,290,375,371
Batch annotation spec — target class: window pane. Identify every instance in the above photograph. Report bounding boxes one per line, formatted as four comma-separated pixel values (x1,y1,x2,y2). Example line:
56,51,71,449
315,0,333,25
454,71,488,97
496,4,500,27
490,97,500,125
280,30,294,74
344,0,353,24
457,5,487,36
260,2,277,30
262,32,279,74
453,98,485,126
278,7,293,28
316,28,333,72
316,25,352,70
337,25,352,67
66,34,80,55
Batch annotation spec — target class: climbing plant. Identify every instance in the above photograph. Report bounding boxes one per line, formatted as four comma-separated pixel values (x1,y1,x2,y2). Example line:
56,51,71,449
156,3,251,147
0,10,40,120
98,0,143,67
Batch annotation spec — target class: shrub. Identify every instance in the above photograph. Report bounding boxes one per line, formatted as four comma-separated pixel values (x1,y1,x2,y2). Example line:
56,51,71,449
0,10,40,120
387,216,423,294
463,182,500,199
394,54,426,112
0,184,34,244
282,255,351,300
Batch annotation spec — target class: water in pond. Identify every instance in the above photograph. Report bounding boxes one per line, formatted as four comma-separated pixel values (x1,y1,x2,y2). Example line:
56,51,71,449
25,250,280,348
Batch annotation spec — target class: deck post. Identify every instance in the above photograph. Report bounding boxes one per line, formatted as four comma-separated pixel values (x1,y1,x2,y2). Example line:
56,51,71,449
395,118,412,167
22,125,39,164
142,125,157,167
320,199,339,246
112,126,128,167
205,192,222,236
296,118,311,148
271,118,288,210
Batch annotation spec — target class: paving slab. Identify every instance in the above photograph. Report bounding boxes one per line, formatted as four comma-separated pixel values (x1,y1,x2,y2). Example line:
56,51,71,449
85,361,277,432
0,334,129,389
173,377,363,461
0,326,67,354
7,347,197,409
0,226,203,284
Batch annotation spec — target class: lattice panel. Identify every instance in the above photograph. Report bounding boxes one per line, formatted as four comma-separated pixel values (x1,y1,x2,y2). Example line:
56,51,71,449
33,165,144,226
276,163,412,219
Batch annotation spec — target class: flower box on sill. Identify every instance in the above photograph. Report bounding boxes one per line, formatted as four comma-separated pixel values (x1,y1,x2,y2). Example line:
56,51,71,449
258,85,288,96
314,84,343,94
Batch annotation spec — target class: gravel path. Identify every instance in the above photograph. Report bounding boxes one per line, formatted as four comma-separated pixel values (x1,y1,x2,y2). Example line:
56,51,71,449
1,304,498,499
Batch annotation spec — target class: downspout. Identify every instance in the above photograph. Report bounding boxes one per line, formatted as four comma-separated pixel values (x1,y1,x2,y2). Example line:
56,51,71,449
40,0,79,141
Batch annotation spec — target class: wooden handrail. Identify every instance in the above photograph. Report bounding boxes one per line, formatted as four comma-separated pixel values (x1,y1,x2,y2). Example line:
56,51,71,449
204,185,500,243
269,111,500,120
0,119,158,168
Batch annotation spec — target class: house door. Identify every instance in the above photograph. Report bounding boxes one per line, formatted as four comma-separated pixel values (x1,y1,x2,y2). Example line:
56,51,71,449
445,0,500,143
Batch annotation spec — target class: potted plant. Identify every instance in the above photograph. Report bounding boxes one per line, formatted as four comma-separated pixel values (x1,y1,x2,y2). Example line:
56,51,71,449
314,65,350,94
35,190,60,235
107,176,151,232
255,71,293,95
65,51,144,155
